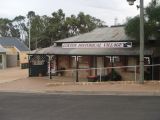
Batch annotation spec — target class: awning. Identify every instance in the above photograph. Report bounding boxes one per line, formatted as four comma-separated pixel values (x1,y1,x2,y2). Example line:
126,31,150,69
30,46,154,56
68,48,153,56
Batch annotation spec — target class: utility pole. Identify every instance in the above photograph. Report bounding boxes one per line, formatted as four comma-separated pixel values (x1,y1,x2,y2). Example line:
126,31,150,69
139,0,144,83
28,18,31,51
127,0,144,84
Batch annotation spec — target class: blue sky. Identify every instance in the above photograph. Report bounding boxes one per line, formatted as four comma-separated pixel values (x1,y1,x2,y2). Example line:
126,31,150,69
0,0,151,25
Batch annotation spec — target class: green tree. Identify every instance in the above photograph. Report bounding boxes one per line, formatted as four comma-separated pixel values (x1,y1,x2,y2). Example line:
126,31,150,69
12,15,27,40
25,9,105,49
27,11,49,49
0,18,21,37
0,18,12,37
146,0,160,40
77,12,97,33
36,15,51,48
76,12,105,34
27,11,36,20
65,15,79,36
65,12,105,36
125,0,160,43
47,9,66,42
27,11,50,49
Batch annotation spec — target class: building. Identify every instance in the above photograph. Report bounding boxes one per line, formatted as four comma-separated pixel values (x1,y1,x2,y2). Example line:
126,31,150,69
0,45,6,69
0,37,29,68
28,26,160,81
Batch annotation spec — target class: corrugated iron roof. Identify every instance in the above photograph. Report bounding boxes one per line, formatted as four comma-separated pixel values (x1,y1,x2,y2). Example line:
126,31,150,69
30,46,153,56
0,37,29,51
56,26,134,43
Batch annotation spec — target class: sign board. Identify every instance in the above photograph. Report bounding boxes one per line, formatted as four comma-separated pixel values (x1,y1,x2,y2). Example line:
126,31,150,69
62,42,132,48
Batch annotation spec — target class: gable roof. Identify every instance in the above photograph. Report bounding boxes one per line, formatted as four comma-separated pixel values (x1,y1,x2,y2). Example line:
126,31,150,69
0,37,29,51
56,26,134,43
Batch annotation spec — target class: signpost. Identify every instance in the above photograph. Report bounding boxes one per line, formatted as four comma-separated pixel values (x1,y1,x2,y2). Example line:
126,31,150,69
62,42,132,49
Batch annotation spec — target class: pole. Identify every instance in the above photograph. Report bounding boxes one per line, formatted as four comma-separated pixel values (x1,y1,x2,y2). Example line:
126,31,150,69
100,68,102,82
28,18,31,51
139,0,144,83
50,56,52,79
76,56,79,82
151,56,154,80
35,38,37,49
28,55,30,77
48,55,52,79
135,66,137,82
111,56,114,81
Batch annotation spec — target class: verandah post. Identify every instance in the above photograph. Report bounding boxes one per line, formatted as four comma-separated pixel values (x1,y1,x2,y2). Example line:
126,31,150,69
76,56,79,82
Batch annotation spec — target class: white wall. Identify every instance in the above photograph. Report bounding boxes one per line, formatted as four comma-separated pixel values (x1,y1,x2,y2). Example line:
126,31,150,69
6,55,17,67
0,54,6,69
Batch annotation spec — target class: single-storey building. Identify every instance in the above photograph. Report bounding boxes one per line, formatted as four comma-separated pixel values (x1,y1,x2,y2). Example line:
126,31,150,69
0,37,29,68
28,26,160,81
0,45,6,69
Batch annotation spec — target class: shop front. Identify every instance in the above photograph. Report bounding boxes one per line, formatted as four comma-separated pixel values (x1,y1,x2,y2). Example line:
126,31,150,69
28,26,160,81
28,45,155,81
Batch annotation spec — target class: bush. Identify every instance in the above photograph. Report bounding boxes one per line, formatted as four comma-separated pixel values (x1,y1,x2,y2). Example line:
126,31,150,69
108,69,122,81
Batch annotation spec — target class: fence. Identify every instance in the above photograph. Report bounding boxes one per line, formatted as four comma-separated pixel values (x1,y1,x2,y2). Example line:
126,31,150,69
49,64,160,82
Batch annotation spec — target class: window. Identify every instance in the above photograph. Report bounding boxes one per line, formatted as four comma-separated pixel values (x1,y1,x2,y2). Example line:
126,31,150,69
144,57,151,65
17,52,20,60
70,56,76,68
70,56,89,69
79,56,89,69
0,55,2,63
105,56,120,63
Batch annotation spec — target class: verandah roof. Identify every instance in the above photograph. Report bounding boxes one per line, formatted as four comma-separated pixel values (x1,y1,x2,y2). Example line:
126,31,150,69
29,46,154,56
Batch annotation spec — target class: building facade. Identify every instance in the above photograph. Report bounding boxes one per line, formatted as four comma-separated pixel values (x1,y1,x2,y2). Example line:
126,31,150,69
29,26,160,81
0,37,29,68
0,45,6,69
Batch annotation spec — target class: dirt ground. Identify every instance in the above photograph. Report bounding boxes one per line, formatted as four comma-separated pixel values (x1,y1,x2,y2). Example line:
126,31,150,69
0,67,28,83
0,67,160,95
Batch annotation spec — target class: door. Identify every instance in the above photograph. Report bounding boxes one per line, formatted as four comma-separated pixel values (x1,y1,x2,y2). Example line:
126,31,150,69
97,57,104,75
29,55,49,77
0,54,2,69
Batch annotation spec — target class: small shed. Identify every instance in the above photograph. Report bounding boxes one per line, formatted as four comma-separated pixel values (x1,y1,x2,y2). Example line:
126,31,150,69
0,37,29,68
